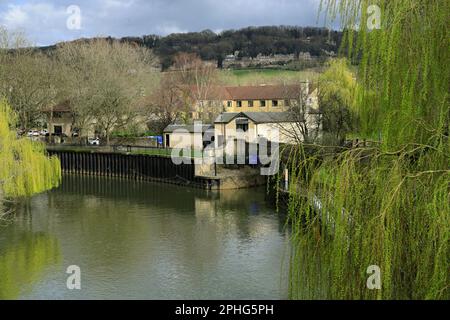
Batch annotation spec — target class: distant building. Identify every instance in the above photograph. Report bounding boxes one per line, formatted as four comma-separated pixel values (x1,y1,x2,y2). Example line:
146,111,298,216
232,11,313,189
44,101,99,138
188,83,319,119
43,100,74,137
222,53,298,69
220,84,317,113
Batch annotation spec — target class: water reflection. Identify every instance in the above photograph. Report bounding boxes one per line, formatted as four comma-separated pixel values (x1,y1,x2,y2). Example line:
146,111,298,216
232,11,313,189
0,232,61,299
2,175,289,300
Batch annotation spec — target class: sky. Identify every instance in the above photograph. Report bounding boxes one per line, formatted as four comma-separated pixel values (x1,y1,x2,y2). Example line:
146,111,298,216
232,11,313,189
0,0,327,46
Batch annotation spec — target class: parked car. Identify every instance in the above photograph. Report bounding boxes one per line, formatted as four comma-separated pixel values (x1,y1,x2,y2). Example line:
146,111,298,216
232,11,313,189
27,130,40,137
40,129,49,136
88,137,100,146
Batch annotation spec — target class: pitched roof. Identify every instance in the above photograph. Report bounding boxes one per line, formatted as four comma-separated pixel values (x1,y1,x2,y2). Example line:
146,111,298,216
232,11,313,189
223,85,303,101
44,100,72,113
187,84,314,101
164,124,214,133
214,113,239,123
215,112,296,124
185,85,231,100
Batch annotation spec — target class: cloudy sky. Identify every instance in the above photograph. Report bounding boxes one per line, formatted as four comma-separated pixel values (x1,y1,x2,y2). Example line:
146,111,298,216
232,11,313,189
0,0,328,46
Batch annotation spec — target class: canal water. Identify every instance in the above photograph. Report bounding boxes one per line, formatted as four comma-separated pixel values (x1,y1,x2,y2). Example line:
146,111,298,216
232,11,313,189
0,175,290,300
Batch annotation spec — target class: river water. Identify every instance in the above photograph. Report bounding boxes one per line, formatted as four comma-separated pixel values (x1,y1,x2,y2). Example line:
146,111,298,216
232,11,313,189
0,175,290,300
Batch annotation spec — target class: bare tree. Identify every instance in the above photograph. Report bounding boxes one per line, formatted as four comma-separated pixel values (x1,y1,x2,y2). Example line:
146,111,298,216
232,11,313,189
172,52,221,122
277,82,322,144
0,27,57,132
55,39,159,144
0,26,29,49
143,72,190,134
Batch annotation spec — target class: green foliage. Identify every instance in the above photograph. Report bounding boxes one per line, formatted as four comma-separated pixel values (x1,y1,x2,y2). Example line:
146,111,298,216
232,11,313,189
150,26,342,69
0,100,61,199
319,58,359,141
284,0,449,300
37,26,341,70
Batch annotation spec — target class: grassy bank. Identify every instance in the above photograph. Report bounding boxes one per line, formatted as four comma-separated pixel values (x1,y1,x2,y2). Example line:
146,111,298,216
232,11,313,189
219,68,320,86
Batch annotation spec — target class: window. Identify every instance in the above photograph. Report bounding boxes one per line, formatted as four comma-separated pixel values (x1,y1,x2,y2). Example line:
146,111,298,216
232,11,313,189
227,101,232,108
203,132,215,148
54,125,63,135
284,99,290,107
260,100,266,107
236,117,249,132
237,101,243,108
165,134,170,148
217,135,225,147
248,100,254,107
272,100,279,107
237,123,249,132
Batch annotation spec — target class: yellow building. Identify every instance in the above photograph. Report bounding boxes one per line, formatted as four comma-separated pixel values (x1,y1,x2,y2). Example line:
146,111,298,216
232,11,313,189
222,85,299,112
189,83,319,118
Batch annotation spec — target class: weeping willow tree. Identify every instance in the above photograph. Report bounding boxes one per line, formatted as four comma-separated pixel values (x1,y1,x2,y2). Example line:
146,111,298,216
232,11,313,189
0,100,61,220
318,58,359,144
284,0,449,300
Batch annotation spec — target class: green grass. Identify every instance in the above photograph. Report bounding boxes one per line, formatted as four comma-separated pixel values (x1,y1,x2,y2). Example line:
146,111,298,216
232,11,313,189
133,149,204,158
130,149,173,157
130,148,203,158
46,145,204,158
219,68,320,86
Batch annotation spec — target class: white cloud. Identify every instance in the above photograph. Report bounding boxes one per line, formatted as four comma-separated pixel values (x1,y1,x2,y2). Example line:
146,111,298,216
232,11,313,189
0,2,70,45
103,0,135,9
0,0,324,46
1,5,28,28
154,23,188,35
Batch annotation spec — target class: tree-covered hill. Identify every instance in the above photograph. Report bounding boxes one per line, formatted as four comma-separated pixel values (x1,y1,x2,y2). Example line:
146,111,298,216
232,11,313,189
36,26,342,70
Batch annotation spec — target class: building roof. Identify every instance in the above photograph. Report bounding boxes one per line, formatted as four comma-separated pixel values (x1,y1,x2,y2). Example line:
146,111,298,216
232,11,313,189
186,85,231,100
164,124,214,133
44,100,72,113
223,84,303,101
187,84,316,101
215,112,296,124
